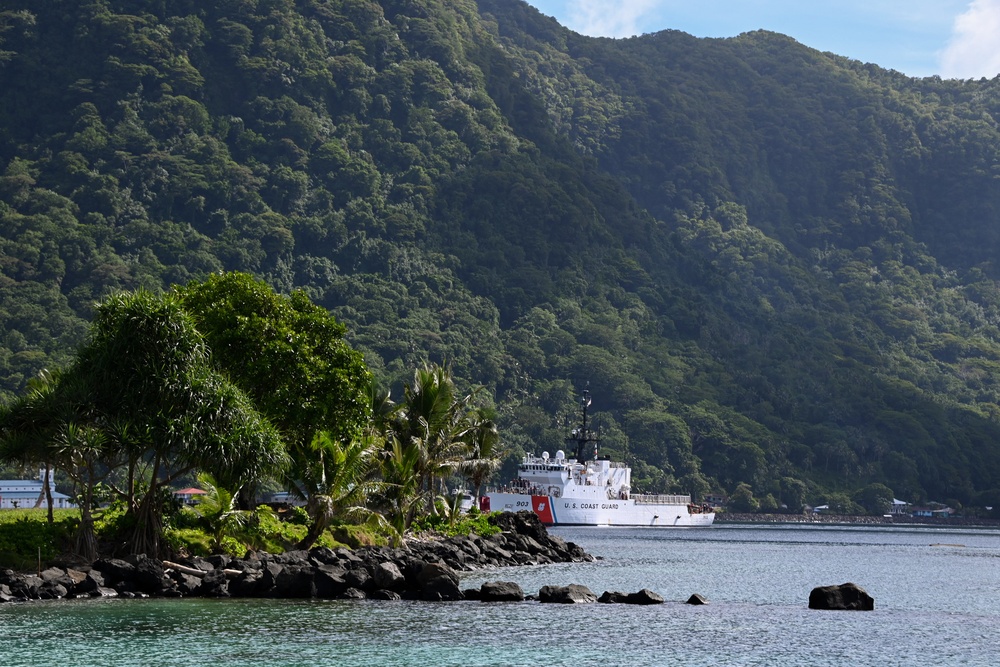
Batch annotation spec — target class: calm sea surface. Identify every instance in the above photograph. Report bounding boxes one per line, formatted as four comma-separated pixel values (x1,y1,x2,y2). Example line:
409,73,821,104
2,524,999,666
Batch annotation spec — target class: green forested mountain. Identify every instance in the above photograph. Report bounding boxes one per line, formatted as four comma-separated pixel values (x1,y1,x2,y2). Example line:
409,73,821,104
3,0,1000,510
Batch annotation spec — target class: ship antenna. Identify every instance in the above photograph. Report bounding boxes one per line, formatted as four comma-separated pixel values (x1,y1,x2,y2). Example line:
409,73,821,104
568,387,599,463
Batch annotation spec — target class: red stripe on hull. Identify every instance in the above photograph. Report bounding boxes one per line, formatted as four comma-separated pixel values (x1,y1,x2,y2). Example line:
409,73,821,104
531,495,554,524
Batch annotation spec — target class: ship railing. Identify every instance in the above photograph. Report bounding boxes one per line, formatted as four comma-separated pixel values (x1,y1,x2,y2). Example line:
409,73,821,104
487,485,548,496
633,493,692,505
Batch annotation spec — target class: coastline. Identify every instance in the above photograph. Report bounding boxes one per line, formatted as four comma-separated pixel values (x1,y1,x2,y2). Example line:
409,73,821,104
716,513,1000,528
1,511,593,604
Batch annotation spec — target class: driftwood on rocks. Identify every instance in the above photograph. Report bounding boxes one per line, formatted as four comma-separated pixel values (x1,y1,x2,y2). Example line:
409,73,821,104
163,560,242,579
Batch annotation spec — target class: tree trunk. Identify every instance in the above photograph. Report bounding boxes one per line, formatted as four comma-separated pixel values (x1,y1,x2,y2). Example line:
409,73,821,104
43,465,54,524
130,493,163,557
76,508,98,563
296,511,329,550
75,476,97,563
130,454,163,557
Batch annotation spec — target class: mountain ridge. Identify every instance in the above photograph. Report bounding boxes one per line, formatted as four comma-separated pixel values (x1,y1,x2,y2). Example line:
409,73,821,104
2,0,1000,510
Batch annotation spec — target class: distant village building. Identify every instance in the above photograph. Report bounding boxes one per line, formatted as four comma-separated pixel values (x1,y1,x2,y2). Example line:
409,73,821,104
269,491,306,507
173,487,207,505
0,470,76,510
911,505,955,518
704,493,727,507
890,498,910,515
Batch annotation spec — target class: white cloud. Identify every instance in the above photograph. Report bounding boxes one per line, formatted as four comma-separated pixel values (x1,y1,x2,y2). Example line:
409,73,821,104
566,0,662,38
940,0,1000,78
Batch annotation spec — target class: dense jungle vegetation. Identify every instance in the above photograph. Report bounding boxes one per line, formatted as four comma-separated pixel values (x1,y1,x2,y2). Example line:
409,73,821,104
3,0,1000,514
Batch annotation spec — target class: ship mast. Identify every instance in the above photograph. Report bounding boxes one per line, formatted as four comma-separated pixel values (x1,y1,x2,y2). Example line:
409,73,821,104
567,388,600,463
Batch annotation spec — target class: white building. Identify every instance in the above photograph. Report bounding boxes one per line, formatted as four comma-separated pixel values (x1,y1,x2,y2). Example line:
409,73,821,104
0,470,76,510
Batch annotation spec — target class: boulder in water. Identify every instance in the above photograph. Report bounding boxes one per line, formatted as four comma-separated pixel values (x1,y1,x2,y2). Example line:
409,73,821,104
808,582,874,610
538,583,597,604
480,580,525,602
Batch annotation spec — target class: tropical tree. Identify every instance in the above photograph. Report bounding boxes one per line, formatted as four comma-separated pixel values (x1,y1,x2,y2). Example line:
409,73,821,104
285,430,385,549
2,288,287,558
0,369,66,523
728,482,759,513
854,483,894,516
76,289,287,556
53,422,117,562
377,435,423,538
460,409,506,502
389,364,476,513
187,471,263,553
176,272,372,452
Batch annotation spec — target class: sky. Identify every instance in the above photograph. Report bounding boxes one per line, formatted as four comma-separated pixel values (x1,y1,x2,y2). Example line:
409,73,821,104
521,0,1000,79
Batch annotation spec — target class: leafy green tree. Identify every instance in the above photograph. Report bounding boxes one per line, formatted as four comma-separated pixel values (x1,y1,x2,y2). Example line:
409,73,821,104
176,272,372,464
780,477,808,514
825,492,864,515
677,471,711,502
854,483,894,516
758,493,779,512
728,482,759,513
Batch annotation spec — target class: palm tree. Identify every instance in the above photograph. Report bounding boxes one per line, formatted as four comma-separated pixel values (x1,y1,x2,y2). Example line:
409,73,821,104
460,411,507,504
390,364,477,513
285,430,385,549
187,472,263,553
376,435,423,539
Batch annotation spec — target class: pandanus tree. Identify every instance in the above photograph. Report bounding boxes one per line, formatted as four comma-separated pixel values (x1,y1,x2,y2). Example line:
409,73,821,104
0,369,65,523
74,289,286,557
0,369,118,559
1,288,286,559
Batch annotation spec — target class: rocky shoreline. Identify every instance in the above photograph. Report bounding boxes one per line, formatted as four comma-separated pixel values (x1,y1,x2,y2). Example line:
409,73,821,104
1,512,604,604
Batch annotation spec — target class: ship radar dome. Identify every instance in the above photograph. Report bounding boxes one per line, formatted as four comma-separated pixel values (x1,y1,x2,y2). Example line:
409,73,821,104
555,450,565,461
541,451,549,460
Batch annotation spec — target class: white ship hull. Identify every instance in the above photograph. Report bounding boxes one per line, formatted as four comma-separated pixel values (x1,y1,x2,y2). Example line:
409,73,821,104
485,492,714,527
486,389,715,528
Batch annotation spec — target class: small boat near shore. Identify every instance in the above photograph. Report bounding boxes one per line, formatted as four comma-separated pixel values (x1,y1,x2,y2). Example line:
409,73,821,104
483,390,714,527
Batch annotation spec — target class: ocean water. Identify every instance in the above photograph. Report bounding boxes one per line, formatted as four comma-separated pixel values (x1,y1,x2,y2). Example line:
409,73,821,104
2,524,999,666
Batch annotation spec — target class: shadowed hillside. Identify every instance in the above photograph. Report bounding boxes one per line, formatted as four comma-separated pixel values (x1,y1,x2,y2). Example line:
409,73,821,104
3,0,1000,509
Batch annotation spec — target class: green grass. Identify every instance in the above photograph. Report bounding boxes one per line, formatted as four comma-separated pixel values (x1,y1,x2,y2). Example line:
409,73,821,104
0,508,80,524
0,509,79,570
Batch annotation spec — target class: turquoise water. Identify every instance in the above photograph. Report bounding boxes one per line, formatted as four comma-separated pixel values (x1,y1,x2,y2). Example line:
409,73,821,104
2,524,999,666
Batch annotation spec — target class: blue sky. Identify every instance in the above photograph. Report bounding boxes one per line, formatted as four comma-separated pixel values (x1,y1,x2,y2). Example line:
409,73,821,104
521,1,1000,79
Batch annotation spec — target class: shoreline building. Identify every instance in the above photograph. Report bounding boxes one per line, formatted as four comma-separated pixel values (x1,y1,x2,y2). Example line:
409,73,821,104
0,470,76,510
